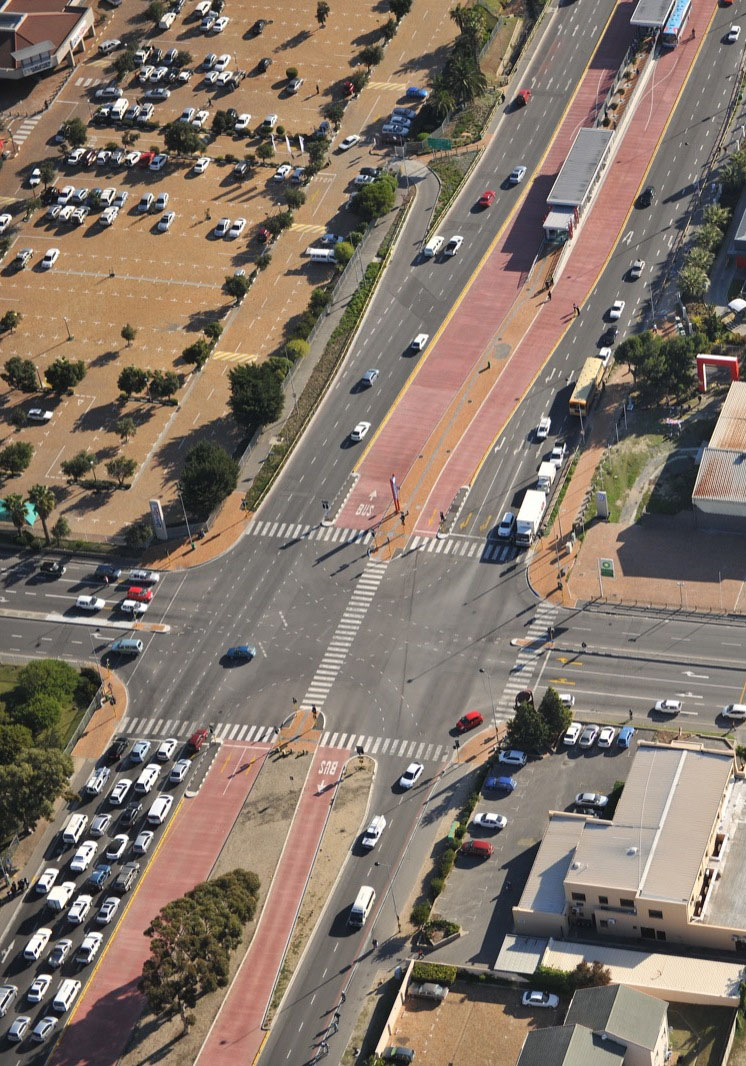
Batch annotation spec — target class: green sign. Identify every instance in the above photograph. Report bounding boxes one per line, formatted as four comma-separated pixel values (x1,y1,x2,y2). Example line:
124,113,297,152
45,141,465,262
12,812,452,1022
600,558,615,578
427,137,453,151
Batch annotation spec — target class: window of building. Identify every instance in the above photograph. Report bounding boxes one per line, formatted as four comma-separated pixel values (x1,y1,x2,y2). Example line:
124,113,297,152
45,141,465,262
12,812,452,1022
648,909,663,919
641,926,656,939
620,898,635,908
599,919,609,929
598,896,608,904
571,892,586,902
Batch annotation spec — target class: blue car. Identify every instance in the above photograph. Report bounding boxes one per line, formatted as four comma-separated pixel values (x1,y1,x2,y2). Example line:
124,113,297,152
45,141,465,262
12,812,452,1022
484,775,516,792
87,864,112,891
618,725,635,749
405,86,429,100
226,645,256,662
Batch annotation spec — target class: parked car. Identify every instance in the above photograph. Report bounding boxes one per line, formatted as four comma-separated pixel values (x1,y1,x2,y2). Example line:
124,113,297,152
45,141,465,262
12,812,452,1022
484,775,516,792
576,792,608,809
460,839,493,859
522,990,559,1009
578,724,599,748
472,812,507,830
498,749,527,766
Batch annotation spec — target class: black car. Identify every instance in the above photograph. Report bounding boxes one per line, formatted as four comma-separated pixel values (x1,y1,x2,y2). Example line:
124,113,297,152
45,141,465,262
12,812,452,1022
233,161,249,178
41,186,60,205
227,108,238,122
639,184,655,207
121,801,142,828
105,737,128,765
250,19,267,35
151,47,162,63
600,326,618,346
258,56,272,72
360,166,382,178
94,564,122,580
113,861,140,893
40,561,66,578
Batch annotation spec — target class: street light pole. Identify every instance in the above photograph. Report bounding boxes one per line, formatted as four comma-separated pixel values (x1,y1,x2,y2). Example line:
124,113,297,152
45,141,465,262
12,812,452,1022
374,860,401,933
178,488,194,550
479,667,499,743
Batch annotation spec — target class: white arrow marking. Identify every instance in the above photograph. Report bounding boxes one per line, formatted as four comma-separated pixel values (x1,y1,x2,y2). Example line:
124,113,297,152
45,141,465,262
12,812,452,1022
622,230,634,246
684,671,709,679
368,491,377,500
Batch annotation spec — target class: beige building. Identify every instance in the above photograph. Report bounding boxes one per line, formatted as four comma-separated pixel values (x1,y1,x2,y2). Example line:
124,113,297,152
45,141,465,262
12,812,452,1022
0,0,93,81
514,743,746,953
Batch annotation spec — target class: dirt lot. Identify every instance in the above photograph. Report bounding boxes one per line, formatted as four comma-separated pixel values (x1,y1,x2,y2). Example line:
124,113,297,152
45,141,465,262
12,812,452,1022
389,979,560,1064
0,0,459,537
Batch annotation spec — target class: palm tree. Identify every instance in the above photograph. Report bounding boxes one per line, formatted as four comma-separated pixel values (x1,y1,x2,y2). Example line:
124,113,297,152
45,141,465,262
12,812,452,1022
450,4,468,31
27,484,57,545
4,493,27,539
431,88,454,121
444,55,487,105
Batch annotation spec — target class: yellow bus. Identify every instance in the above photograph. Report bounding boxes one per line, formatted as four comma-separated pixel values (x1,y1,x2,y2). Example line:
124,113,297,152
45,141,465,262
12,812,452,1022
569,358,604,417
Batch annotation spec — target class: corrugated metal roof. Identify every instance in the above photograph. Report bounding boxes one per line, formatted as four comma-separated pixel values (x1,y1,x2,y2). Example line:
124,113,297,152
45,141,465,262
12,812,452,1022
630,0,675,26
692,447,746,504
518,813,585,914
517,1025,626,1066
566,985,666,1050
547,129,614,207
709,381,746,449
494,934,549,975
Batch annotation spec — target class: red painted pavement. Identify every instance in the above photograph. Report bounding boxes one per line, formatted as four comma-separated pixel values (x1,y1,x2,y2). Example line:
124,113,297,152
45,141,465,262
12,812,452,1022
194,746,344,1066
418,23,707,530
337,1,689,531
52,744,267,1066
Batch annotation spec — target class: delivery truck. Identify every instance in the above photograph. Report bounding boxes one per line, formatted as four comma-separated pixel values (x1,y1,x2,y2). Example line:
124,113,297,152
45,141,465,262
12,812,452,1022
537,461,556,492
515,489,546,547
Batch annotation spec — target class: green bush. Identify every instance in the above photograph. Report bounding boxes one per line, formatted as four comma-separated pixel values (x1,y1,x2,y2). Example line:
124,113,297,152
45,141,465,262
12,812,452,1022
285,339,310,361
411,962,457,985
411,900,432,926
438,847,457,878
534,965,572,995
429,876,444,898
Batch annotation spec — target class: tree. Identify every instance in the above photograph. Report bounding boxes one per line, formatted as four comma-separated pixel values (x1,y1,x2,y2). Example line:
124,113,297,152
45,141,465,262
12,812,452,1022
121,323,137,347
285,339,310,362
180,441,239,520
148,370,180,401
256,140,275,161
125,521,151,550
381,18,398,40
3,356,38,393
147,0,165,22
118,365,149,397
212,110,237,135
174,50,192,69
614,334,647,382
678,264,708,301
431,87,455,120
15,692,62,736
24,196,42,221
114,48,137,78
264,211,293,236
9,410,28,432
229,363,284,429
204,322,223,344
389,0,413,18
285,66,299,79
257,252,272,271
351,173,397,222
359,44,384,68
684,246,714,272
0,747,73,840
721,149,746,191
224,274,251,303
316,0,330,27
115,416,137,443
60,450,95,484
440,53,486,104
106,456,137,487
570,961,612,990
703,204,731,230
334,241,354,265
538,687,571,739
183,338,211,369
51,516,70,546
27,484,57,545
61,117,87,148
45,357,86,392
285,187,306,210
3,493,27,537
695,222,724,252
506,699,550,752
0,310,21,333
162,122,204,155
39,160,57,188
0,442,33,477
0,724,33,766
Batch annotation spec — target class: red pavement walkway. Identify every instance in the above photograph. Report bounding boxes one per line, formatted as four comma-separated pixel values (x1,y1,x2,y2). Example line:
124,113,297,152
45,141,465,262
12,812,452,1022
339,1,709,535
52,743,266,1066
194,746,344,1066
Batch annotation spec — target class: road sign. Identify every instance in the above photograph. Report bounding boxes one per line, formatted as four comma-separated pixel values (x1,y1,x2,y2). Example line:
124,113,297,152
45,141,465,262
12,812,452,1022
427,137,452,151
600,558,615,578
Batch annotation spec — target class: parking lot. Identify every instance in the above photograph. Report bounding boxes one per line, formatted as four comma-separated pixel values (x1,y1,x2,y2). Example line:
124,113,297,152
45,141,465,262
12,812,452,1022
0,0,458,536
435,729,640,965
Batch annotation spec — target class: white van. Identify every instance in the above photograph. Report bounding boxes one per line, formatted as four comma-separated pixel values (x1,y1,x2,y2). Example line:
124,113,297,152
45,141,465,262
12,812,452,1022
135,763,160,794
721,703,746,721
111,638,143,655
47,882,76,913
110,98,129,121
422,235,444,258
348,885,375,928
53,978,82,1013
62,813,88,846
307,247,337,263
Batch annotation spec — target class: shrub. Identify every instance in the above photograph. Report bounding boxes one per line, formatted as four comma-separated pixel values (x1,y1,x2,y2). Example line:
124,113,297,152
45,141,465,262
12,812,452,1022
437,846,457,878
429,876,444,898
285,339,310,361
411,900,432,926
410,962,457,985
286,67,298,79
534,965,572,995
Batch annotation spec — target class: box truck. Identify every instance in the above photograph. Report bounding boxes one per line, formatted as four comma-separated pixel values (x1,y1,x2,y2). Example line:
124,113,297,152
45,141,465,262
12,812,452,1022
515,489,546,547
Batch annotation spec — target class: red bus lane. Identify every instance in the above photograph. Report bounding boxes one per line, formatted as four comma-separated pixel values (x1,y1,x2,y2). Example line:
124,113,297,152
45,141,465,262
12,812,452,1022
194,747,343,1066
52,744,267,1066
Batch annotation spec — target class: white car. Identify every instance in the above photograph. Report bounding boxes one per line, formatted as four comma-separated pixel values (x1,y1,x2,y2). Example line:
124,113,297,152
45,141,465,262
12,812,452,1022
150,153,169,171
193,156,211,174
509,164,527,184
338,134,361,151
28,408,53,422
411,333,429,351
536,416,551,440
192,110,210,129
100,187,117,206
498,749,527,767
180,107,196,123
57,185,75,204
727,24,741,41
522,990,559,1009
131,740,151,763
90,813,112,838
228,217,247,238
130,569,159,584
96,148,110,165
75,932,104,965
214,217,231,238
133,829,155,855
497,512,515,539
473,812,507,830
147,793,174,825
99,38,121,54
550,442,566,467
41,248,60,270
28,168,42,187
354,173,375,186
66,148,85,165
48,939,72,969
70,841,97,873
169,759,191,783
211,15,229,31
138,103,156,123
576,792,609,809
31,1016,58,1043
8,1016,31,1043
721,704,746,721
274,164,292,182
204,70,219,85
109,778,132,806
35,868,59,895
68,894,93,925
578,724,599,748
629,258,645,279
113,191,128,208
444,235,463,256
125,151,141,167
655,698,682,714
145,87,170,100
157,211,175,232
84,766,111,796
76,595,104,611
399,762,423,789
105,834,129,860
138,65,155,84
138,193,154,213
156,737,178,762
597,346,613,368
608,300,625,320
96,896,120,925
597,726,616,748
213,53,231,71
563,722,582,746
235,113,252,132
361,814,386,849
100,206,119,226
24,929,52,961
153,192,169,212
350,421,371,442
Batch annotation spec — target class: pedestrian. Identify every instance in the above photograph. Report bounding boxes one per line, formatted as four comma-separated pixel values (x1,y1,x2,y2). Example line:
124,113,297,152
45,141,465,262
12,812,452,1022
340,991,346,1004
372,938,378,949
417,949,425,960
316,83,320,94
547,289,552,301
629,708,633,720
400,513,406,526
11,881,16,895
205,208,211,221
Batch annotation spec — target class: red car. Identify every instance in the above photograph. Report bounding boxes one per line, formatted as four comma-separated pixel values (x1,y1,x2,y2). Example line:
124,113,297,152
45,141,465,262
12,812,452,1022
342,80,355,98
187,728,208,753
138,151,155,169
515,89,532,107
478,190,496,209
127,586,153,603
257,226,272,244
456,711,484,734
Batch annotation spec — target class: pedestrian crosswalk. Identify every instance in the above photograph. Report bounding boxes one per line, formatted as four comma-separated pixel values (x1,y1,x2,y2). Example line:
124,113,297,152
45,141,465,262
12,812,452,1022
75,76,103,88
496,601,559,714
301,559,387,711
245,518,375,546
212,350,258,365
11,114,42,148
410,535,518,564
119,715,278,745
291,222,326,236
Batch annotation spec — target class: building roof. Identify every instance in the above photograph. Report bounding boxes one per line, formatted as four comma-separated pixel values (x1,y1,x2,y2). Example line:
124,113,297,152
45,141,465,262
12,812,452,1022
517,812,586,915
565,985,666,1050
547,128,614,207
709,381,746,450
517,1024,626,1066
629,0,675,26
0,0,87,73
692,447,746,504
